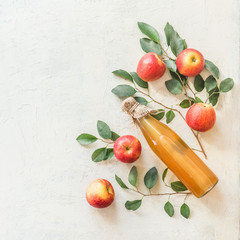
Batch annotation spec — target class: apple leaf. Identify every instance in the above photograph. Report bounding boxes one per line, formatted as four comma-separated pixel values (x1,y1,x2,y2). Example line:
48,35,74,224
205,60,220,79
104,148,114,160
115,175,129,189
164,60,177,72
140,38,162,56
166,110,175,124
144,167,158,189
130,72,148,89
164,201,174,217
125,200,142,211
179,99,194,108
219,78,234,92
208,87,220,106
205,75,217,92
76,133,97,145
111,131,120,141
170,71,187,85
97,120,112,139
137,22,160,43
194,75,204,92
134,96,148,106
151,109,165,120
171,181,187,192
112,85,136,97
180,203,190,219
128,166,138,187
91,148,107,162
112,69,133,82
162,168,168,182
164,22,175,46
195,96,203,103
165,79,183,95
164,22,185,56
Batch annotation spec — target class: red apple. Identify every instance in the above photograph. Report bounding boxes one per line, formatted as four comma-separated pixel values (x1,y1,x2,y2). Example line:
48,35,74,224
113,135,142,163
186,103,216,132
137,52,166,82
86,179,115,208
176,48,205,77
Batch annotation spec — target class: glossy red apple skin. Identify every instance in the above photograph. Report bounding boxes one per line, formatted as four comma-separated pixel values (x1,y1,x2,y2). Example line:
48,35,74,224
113,135,142,163
186,103,216,132
176,48,205,77
137,52,166,82
86,179,115,208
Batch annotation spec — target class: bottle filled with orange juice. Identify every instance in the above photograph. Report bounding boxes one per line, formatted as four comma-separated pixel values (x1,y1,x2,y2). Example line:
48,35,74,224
122,97,218,198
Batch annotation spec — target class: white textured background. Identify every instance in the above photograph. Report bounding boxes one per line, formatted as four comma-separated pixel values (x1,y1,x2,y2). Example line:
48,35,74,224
0,0,239,239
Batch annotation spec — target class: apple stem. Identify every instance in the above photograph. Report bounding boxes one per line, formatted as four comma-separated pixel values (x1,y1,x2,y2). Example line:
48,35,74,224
98,138,115,144
129,188,191,197
205,86,218,103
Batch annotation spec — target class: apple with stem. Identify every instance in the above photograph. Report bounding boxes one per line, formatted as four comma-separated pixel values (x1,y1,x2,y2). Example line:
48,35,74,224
137,52,166,82
176,48,205,77
113,135,142,163
86,179,115,208
186,103,216,132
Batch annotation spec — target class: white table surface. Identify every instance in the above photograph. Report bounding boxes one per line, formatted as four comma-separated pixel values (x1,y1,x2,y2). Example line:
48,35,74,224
0,0,239,239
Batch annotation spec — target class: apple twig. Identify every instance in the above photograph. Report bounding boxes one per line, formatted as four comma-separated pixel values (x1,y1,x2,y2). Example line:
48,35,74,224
129,187,192,197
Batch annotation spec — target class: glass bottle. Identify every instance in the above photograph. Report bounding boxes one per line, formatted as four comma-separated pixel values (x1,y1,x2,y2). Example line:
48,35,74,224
122,97,218,198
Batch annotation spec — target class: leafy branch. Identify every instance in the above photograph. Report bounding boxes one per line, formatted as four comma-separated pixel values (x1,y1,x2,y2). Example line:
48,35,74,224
112,22,234,159
76,120,120,162
115,166,191,218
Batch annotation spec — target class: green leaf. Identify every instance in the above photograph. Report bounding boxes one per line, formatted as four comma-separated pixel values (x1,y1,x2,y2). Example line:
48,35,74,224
205,60,220,79
208,87,220,106
170,71,187,85
125,200,142,211
130,72,148,89
164,201,174,217
128,166,138,187
115,175,129,189
151,109,165,120
97,120,112,139
164,22,175,46
219,78,234,92
179,99,194,108
111,131,120,141
112,85,137,97
165,79,183,95
164,60,177,72
164,22,185,56
137,22,160,43
140,38,162,55
76,133,97,145
112,69,133,82
166,110,175,124
180,203,190,219
144,167,158,189
195,96,203,103
194,75,204,92
171,37,185,57
134,96,148,106
104,148,114,160
171,181,187,192
205,75,217,92
162,168,168,182
91,148,107,162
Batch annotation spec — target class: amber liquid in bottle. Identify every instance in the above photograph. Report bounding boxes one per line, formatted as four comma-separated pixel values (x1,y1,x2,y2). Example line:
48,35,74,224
137,115,218,198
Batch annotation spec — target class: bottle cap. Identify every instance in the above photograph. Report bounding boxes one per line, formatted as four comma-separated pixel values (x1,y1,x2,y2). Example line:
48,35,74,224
121,97,156,119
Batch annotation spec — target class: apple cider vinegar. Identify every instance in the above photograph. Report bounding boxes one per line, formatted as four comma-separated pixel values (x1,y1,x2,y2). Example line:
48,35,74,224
122,97,218,198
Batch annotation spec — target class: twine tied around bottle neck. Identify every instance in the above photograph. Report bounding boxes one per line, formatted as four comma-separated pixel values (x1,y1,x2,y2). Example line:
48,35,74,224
121,97,156,119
